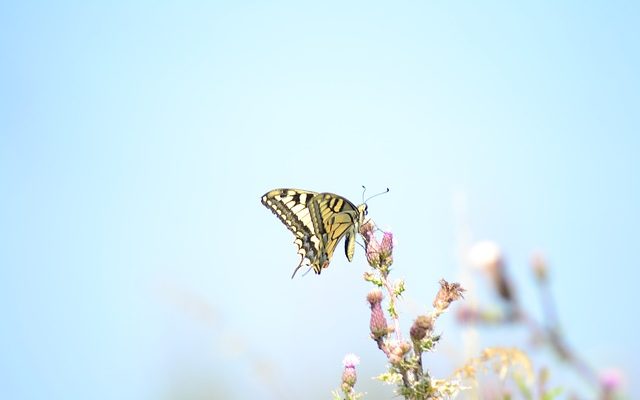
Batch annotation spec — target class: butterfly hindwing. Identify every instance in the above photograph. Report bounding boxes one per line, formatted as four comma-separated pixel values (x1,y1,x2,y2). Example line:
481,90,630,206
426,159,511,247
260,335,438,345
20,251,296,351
261,188,367,277
313,193,360,265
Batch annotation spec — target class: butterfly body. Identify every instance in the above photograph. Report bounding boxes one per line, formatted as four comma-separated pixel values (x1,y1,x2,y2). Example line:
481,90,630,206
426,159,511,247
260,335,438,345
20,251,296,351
261,189,367,277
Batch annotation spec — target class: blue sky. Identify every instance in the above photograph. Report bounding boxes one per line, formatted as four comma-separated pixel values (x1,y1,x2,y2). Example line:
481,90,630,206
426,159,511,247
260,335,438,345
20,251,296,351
1,1,639,399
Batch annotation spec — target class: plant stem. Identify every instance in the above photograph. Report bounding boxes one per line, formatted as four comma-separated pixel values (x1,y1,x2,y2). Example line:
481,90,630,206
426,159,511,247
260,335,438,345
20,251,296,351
382,274,402,341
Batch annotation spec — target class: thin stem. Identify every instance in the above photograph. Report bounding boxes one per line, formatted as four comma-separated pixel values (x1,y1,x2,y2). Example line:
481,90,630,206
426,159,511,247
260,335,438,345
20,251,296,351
382,274,402,341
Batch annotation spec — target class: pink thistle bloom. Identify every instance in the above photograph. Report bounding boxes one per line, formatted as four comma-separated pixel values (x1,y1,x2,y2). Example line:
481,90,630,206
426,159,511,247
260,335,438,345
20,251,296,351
342,353,360,368
367,289,384,305
340,353,360,393
365,235,382,266
363,228,394,268
600,368,624,391
381,231,393,253
380,231,394,266
359,221,376,243
367,290,388,340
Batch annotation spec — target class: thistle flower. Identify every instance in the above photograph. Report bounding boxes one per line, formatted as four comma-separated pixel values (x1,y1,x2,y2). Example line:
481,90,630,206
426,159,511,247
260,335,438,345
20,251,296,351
359,220,376,243
410,315,434,342
361,224,394,269
343,353,360,368
433,279,465,313
600,368,623,392
341,354,360,394
385,339,411,366
365,235,383,267
367,289,388,341
380,231,394,266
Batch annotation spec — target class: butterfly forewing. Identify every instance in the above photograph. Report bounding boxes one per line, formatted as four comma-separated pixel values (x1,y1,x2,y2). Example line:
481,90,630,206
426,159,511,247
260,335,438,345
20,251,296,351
261,189,317,238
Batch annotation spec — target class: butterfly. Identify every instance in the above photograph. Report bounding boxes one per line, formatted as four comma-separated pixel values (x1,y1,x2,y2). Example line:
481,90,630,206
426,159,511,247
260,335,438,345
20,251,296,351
261,189,368,277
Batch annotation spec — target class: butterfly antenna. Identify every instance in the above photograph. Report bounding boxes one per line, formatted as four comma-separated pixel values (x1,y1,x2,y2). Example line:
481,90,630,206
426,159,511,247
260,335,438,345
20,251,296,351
364,187,390,203
361,185,367,204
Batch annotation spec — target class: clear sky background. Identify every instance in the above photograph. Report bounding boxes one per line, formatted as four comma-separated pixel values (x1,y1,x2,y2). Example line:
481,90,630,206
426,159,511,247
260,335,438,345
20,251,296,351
1,1,638,399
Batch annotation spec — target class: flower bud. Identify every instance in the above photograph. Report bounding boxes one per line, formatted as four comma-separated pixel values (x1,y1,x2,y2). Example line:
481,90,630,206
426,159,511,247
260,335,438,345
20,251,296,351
367,290,388,340
388,353,403,365
342,366,357,387
380,231,394,266
360,221,394,269
410,315,434,341
340,354,360,393
365,236,382,267
398,340,412,355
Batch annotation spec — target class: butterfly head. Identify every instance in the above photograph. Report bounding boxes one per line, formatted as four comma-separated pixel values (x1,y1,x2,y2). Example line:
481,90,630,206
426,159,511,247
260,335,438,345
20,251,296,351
356,203,368,225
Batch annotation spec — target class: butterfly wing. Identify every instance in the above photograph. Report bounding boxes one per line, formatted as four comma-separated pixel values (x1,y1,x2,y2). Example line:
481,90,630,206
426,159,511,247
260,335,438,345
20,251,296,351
261,189,366,277
311,193,361,266
261,189,318,239
261,189,323,276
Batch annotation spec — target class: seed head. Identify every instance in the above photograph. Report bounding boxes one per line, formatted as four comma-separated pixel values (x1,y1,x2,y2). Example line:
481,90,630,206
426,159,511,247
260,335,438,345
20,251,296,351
433,279,465,312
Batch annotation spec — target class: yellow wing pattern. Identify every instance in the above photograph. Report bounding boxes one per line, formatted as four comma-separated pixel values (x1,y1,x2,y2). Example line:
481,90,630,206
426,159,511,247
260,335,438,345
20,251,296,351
261,189,367,277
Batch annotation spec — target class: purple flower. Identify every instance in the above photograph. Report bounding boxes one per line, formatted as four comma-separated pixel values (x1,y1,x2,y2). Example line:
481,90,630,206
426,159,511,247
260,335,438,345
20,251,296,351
381,232,393,254
367,290,388,340
342,353,360,369
341,354,360,393
600,368,623,392
361,224,394,269
359,220,376,243
365,236,381,266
